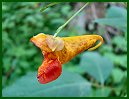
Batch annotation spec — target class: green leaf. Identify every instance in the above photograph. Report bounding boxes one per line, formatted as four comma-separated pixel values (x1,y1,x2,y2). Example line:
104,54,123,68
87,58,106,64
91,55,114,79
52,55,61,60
80,52,113,84
123,71,127,78
63,64,86,75
104,53,127,68
2,70,92,97
95,18,126,32
106,6,127,18
61,5,71,15
99,44,113,53
94,6,127,32
92,87,111,97
111,68,124,83
51,18,65,25
112,36,127,52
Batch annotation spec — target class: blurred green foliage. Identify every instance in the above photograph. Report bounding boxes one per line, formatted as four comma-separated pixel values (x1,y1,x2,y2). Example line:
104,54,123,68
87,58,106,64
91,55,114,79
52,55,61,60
2,2,127,97
2,71,92,97
94,6,127,32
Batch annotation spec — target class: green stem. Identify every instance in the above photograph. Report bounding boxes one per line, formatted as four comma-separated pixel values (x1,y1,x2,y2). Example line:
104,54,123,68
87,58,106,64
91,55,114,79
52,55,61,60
40,2,61,12
54,2,90,37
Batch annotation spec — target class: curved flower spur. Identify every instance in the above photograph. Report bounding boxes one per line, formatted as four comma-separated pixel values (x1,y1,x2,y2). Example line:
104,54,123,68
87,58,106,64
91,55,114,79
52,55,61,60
30,33,103,84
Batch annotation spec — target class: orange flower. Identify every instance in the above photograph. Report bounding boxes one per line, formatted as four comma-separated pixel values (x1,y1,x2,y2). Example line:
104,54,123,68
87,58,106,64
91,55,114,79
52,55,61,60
30,33,103,84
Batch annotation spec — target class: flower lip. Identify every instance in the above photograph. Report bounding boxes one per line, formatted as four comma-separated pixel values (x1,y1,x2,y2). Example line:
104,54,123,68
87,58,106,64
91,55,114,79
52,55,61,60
37,58,62,84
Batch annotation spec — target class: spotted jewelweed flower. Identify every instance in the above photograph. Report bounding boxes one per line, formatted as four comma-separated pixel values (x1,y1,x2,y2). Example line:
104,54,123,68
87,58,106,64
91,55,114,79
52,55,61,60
30,33,103,84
